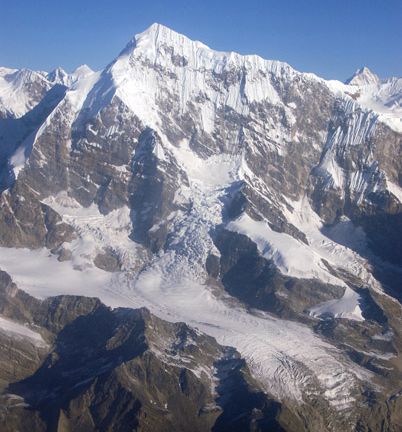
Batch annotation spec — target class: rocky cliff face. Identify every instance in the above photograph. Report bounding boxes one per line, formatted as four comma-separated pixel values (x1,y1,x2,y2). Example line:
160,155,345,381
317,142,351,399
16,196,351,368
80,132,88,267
0,23,401,431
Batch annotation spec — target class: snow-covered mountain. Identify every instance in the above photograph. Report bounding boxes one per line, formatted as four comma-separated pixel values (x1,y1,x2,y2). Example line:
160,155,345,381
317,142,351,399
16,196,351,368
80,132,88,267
0,23,401,431
329,66,402,133
0,67,53,118
345,66,381,86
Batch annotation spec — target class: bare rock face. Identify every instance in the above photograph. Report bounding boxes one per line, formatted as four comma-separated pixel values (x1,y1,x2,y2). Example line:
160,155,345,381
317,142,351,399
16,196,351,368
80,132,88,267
0,24,401,431
128,128,189,252
0,185,75,249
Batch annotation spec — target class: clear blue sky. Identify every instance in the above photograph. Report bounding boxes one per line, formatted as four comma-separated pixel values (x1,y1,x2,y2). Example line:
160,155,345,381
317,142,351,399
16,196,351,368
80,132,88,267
1,0,401,81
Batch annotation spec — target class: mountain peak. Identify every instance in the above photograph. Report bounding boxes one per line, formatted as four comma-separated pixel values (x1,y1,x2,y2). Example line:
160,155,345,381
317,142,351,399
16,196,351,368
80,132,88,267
137,22,204,46
47,67,69,84
118,23,210,59
141,22,172,36
72,64,94,77
345,66,380,86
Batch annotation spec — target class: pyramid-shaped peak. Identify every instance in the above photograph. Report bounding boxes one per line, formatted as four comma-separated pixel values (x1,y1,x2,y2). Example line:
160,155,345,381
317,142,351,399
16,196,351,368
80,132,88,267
118,23,210,58
345,66,380,86
8,68,48,87
141,22,174,35
109,22,295,88
47,67,69,83
137,23,203,44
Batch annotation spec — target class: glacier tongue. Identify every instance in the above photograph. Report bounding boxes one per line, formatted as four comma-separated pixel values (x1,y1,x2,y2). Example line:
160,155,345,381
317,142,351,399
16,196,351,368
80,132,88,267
0,242,370,408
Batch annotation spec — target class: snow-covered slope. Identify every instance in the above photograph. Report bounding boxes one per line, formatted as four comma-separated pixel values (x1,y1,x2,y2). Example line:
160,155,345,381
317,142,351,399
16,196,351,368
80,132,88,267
47,64,95,87
0,67,53,118
328,67,402,133
0,315,46,345
345,67,380,86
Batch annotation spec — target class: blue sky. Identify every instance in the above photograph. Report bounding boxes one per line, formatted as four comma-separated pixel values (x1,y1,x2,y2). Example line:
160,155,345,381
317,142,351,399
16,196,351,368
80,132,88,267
1,0,401,81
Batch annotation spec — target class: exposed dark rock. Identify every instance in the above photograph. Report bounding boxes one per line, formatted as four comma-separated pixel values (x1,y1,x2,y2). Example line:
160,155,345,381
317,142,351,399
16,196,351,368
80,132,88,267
214,229,344,319
94,248,121,272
